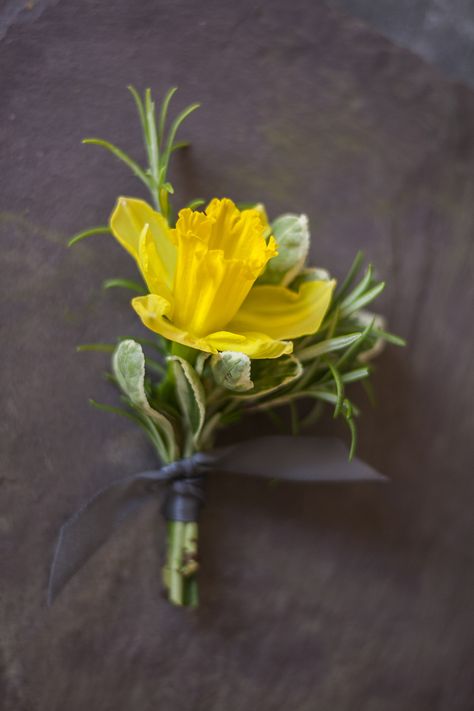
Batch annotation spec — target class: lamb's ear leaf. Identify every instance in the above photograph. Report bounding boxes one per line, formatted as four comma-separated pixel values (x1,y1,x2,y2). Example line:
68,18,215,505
167,356,206,441
258,213,310,286
211,351,253,392
112,339,176,459
195,352,211,376
238,354,303,399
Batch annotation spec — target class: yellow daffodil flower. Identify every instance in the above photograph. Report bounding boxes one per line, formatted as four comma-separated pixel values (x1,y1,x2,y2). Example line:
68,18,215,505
110,197,335,358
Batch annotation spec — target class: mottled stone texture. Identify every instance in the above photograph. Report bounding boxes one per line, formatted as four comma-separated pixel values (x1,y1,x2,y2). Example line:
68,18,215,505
1,2,473,710
331,0,474,89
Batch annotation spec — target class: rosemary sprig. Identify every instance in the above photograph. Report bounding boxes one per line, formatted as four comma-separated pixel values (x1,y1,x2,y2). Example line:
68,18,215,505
79,86,200,224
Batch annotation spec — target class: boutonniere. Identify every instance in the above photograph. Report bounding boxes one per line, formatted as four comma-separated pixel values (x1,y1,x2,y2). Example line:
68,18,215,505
49,87,404,607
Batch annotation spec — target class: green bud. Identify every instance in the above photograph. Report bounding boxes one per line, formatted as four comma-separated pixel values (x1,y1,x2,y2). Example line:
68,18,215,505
259,213,310,286
211,351,253,392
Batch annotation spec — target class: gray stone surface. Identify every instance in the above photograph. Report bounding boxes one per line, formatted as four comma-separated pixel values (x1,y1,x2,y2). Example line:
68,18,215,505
331,0,474,89
1,2,473,710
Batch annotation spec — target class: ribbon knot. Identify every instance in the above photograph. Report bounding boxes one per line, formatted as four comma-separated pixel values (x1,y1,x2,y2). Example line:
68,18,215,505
159,452,210,481
161,455,207,523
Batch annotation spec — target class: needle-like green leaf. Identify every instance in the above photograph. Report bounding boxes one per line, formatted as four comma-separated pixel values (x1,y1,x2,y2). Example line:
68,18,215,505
185,198,205,210
162,102,200,174
334,319,375,370
102,278,145,294
326,361,344,417
127,85,149,145
76,343,115,353
339,264,373,310
145,89,160,188
298,332,361,362
83,138,150,189
334,250,364,303
372,329,406,347
171,140,190,153
341,282,385,317
68,226,111,247
341,367,371,383
158,86,178,145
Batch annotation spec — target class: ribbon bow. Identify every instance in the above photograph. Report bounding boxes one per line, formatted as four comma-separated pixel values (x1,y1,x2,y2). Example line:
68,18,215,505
48,436,385,604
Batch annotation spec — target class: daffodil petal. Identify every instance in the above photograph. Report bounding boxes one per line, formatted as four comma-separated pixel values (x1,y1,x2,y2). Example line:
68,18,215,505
173,243,259,336
229,280,336,340
204,330,293,359
205,198,277,263
137,225,174,303
242,203,271,235
131,294,218,353
171,198,277,336
131,294,292,358
110,197,176,287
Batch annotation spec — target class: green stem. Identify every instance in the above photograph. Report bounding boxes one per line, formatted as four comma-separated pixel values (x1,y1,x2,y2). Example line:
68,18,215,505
163,521,199,607
171,342,198,365
159,186,170,222
160,341,201,606
289,401,300,435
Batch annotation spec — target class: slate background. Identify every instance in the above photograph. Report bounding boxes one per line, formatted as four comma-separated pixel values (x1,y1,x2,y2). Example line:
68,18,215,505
330,0,474,89
1,2,473,710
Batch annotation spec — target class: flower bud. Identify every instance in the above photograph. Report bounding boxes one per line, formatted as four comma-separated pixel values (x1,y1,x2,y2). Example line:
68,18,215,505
211,351,253,392
259,213,310,286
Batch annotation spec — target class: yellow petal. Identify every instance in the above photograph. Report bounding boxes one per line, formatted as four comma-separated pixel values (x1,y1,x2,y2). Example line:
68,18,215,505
137,225,174,303
243,203,270,235
204,330,293,359
229,280,336,340
110,197,176,287
131,294,292,359
205,198,277,265
171,199,277,336
132,294,218,353
171,207,214,246
173,244,259,336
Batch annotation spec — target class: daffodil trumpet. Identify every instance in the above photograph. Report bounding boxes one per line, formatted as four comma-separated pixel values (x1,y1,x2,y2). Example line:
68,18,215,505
66,86,403,606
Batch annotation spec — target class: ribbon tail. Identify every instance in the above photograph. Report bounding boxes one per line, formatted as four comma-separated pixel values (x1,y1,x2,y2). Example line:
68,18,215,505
211,436,387,483
48,470,167,605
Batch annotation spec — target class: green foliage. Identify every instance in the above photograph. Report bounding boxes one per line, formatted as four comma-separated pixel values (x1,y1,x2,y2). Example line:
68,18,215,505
281,254,403,455
112,339,177,461
240,355,303,399
81,86,199,221
298,333,362,362
68,226,111,247
102,278,145,294
167,355,206,453
209,254,404,457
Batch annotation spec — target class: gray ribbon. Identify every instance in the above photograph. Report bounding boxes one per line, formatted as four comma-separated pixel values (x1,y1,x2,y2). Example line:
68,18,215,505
48,436,385,604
